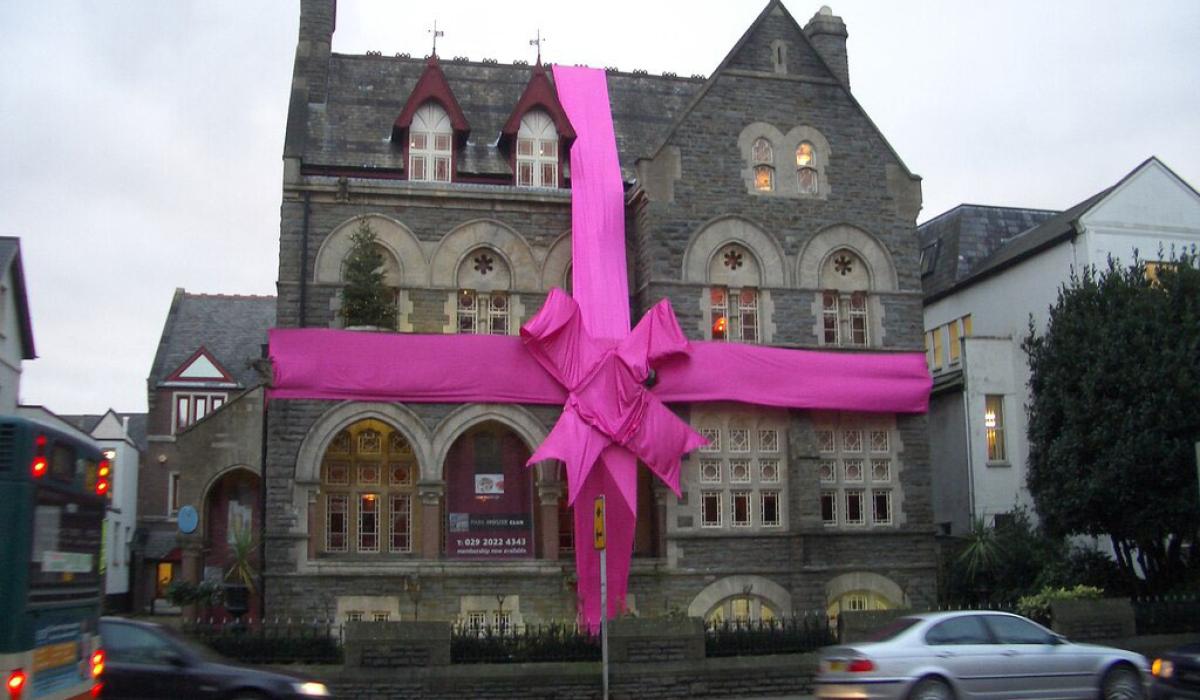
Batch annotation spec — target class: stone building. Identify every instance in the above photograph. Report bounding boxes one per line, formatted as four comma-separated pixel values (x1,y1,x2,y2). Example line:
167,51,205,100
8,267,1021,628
137,288,275,613
266,0,935,626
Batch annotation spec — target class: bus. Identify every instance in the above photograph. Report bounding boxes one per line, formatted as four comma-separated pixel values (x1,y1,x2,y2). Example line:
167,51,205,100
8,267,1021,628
1,417,107,699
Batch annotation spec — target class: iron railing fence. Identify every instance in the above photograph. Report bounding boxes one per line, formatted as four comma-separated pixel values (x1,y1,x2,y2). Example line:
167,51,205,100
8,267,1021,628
183,618,344,665
1132,594,1200,635
705,613,836,657
450,622,601,664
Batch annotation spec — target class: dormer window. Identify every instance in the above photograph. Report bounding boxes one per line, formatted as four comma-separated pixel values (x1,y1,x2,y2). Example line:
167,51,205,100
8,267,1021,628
516,110,559,188
409,102,452,182
753,138,774,192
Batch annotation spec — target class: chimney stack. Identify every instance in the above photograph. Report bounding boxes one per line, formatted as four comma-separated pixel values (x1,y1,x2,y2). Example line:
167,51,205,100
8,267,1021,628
804,6,850,89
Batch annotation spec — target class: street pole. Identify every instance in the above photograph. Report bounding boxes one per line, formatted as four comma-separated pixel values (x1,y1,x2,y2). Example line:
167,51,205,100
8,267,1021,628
595,496,608,700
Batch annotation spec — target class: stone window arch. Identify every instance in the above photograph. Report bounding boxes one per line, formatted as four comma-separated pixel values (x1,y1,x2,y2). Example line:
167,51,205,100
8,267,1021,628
314,215,427,331
825,571,906,627
409,101,453,182
683,216,785,343
312,417,423,558
516,109,559,188
782,125,832,199
687,574,793,621
797,225,897,347
431,220,538,334
737,123,785,195
455,246,513,335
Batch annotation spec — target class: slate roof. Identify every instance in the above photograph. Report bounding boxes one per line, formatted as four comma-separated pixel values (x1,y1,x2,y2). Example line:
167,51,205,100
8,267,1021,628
148,289,276,390
303,56,704,182
58,412,149,453
0,237,36,358
917,205,1059,299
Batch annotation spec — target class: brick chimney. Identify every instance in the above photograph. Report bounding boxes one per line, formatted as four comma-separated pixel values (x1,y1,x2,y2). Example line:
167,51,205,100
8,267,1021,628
804,6,850,88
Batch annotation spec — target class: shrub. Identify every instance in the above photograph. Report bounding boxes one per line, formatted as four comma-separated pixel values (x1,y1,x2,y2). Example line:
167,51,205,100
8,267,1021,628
1016,585,1104,626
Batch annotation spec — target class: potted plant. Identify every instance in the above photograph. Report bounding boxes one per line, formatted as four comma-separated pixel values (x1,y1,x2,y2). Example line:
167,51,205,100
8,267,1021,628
223,524,258,620
340,218,398,330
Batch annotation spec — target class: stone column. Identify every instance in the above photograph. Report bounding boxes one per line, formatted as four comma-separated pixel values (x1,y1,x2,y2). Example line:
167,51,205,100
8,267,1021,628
417,480,445,560
538,484,561,561
653,484,669,558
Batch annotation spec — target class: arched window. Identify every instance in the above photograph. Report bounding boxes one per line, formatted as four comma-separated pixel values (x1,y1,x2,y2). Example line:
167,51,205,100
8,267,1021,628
706,595,779,625
409,102,452,183
455,247,512,335
443,422,535,559
819,249,870,347
796,141,818,195
752,138,774,192
317,419,419,556
516,110,559,188
708,244,761,343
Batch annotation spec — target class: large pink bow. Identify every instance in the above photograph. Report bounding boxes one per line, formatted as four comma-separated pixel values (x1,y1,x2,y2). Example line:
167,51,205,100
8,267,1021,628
521,288,708,512
519,288,707,627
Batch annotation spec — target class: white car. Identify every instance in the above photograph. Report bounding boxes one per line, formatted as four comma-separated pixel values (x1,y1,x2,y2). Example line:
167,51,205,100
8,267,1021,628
815,610,1148,700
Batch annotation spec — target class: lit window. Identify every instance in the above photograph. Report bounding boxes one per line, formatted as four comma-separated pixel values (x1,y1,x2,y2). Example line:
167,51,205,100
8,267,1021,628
372,612,391,622
985,395,1006,462
752,138,774,192
948,320,962,364
409,102,452,183
516,110,559,188
710,286,759,342
346,610,364,622
796,142,818,195
457,289,510,335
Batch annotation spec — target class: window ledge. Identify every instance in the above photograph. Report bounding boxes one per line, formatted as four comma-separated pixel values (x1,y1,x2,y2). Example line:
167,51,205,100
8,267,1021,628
985,460,1011,468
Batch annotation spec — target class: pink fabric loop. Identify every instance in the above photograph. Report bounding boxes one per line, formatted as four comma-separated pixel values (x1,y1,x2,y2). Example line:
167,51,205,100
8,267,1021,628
522,288,707,511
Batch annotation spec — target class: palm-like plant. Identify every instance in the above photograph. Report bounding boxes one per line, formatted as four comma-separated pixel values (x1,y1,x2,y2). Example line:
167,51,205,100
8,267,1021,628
958,516,1004,586
225,524,258,596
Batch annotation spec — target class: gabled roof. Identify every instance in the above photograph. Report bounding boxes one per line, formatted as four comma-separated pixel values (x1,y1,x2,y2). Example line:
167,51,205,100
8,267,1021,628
0,237,35,359
165,346,237,385
920,157,1191,303
499,62,576,144
148,289,276,392
391,55,471,141
58,409,148,452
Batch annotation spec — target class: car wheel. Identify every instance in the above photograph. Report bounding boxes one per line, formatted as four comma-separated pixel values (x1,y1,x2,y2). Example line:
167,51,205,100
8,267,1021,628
1101,665,1144,700
908,677,955,700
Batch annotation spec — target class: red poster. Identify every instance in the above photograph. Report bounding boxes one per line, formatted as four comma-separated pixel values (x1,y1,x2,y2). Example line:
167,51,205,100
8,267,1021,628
445,426,534,559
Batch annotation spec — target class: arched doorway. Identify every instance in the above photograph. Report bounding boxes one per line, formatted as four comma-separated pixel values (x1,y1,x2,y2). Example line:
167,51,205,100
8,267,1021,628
443,422,535,559
203,467,262,617
825,571,905,627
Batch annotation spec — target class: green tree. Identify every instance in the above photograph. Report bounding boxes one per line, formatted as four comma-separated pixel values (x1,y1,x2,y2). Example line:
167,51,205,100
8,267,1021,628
340,219,398,329
1023,250,1200,593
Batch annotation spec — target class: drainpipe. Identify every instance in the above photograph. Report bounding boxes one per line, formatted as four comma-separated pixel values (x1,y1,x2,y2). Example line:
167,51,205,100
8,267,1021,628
299,192,312,327
961,340,977,530
258,387,269,618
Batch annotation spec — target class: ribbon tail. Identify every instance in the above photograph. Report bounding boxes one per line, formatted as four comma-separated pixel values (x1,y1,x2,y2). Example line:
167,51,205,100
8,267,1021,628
573,449,636,632
527,406,611,508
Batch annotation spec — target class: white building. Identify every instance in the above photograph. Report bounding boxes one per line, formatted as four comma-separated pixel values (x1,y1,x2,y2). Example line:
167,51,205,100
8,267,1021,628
20,406,145,610
919,157,1200,535
0,237,35,414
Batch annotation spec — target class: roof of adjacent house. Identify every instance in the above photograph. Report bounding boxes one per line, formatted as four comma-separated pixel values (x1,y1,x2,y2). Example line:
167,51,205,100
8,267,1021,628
58,411,149,453
0,237,36,359
147,289,276,391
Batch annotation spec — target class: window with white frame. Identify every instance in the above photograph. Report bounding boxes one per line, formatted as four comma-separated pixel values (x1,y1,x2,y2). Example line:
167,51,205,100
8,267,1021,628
317,419,419,556
752,138,774,192
515,109,559,188
985,395,1006,462
456,288,509,335
173,392,227,433
708,244,763,343
688,413,786,531
818,247,871,348
816,414,896,528
409,102,452,183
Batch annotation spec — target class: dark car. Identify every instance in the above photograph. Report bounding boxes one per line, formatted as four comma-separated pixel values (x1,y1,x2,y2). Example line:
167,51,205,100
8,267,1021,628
1151,642,1200,699
98,617,331,700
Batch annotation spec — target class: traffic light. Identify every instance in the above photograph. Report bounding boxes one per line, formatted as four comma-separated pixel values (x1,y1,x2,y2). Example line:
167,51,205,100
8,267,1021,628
96,449,115,498
31,434,47,478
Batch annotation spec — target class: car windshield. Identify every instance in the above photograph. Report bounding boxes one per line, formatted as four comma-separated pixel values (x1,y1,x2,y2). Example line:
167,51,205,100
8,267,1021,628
863,616,920,642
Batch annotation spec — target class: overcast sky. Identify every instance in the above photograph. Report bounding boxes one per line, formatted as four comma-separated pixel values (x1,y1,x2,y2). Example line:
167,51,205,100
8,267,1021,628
2,0,1198,416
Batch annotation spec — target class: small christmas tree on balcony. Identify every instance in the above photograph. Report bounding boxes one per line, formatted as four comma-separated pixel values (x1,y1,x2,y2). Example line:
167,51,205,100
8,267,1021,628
340,219,399,330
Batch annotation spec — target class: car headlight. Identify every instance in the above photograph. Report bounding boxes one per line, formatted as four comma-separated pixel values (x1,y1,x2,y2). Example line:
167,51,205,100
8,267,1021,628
1151,659,1174,679
293,681,331,696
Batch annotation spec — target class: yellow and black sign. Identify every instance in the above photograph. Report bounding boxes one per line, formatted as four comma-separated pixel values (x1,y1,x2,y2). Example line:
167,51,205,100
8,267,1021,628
593,497,606,550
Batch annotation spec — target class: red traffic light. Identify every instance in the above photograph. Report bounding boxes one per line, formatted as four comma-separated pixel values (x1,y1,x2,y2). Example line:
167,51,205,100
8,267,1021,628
98,460,111,478
31,456,48,478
